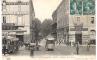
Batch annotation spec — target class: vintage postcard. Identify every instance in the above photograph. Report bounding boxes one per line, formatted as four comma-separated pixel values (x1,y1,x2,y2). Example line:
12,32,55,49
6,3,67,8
1,0,96,60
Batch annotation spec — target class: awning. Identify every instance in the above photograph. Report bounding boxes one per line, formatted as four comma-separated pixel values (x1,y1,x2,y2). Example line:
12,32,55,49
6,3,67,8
2,30,26,32
7,36,19,41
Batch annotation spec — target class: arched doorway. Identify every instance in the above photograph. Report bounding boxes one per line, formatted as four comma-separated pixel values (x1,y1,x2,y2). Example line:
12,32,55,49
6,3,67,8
75,32,82,44
90,30,96,44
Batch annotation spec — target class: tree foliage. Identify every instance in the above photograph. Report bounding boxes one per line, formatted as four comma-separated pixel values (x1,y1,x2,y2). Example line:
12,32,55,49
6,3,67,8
31,18,41,43
41,19,53,37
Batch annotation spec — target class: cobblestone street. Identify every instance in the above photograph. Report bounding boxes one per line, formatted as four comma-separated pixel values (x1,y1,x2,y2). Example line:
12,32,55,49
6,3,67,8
34,45,96,56
2,39,96,57
2,39,96,60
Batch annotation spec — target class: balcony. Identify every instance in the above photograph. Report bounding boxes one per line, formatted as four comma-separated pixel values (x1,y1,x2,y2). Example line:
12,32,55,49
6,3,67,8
6,1,29,5
2,11,29,15
2,23,25,30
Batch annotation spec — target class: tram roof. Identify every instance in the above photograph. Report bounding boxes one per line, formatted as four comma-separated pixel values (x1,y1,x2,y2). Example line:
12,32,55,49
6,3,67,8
46,35,55,40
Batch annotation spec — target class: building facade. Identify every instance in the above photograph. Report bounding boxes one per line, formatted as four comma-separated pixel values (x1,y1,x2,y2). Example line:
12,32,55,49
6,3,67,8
52,10,57,39
53,0,95,45
2,0,35,43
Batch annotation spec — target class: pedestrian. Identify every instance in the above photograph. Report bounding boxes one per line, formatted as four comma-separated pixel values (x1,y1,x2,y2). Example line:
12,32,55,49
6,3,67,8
87,41,90,51
30,46,34,56
30,43,35,56
75,42,79,55
45,38,48,49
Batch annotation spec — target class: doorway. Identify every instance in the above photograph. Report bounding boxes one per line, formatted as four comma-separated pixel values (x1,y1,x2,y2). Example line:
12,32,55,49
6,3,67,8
16,35,24,42
75,33,82,44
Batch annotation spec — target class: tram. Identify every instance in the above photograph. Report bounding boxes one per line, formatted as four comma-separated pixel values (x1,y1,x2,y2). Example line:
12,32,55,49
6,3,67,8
45,35,55,51
2,36,19,54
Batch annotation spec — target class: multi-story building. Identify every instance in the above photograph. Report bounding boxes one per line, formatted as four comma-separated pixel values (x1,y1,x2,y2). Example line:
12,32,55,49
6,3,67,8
52,10,57,39
2,0,35,43
53,0,95,45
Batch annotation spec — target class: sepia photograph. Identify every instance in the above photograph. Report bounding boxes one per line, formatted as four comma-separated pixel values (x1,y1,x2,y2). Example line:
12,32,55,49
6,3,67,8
1,0,96,60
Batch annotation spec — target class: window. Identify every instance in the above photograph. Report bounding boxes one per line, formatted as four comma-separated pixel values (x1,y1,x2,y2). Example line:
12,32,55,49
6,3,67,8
90,30,96,43
91,17,94,24
3,16,6,23
90,30,96,36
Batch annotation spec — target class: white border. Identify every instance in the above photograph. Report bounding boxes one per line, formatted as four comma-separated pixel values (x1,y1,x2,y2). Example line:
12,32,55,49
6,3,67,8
0,0,2,60
0,0,96,60
95,0,97,58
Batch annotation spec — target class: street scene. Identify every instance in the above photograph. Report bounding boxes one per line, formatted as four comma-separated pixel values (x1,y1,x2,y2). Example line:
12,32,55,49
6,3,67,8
2,0,96,60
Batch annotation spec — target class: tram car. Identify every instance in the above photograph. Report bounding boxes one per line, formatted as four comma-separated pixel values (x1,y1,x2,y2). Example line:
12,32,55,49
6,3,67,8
2,36,19,54
45,35,55,51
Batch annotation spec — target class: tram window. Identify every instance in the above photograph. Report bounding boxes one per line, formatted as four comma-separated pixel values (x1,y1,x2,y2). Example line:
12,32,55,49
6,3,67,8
3,16,6,23
47,40,54,44
2,38,7,44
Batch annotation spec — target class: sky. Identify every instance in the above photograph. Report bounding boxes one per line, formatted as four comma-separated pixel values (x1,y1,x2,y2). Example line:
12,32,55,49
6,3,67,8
32,0,62,22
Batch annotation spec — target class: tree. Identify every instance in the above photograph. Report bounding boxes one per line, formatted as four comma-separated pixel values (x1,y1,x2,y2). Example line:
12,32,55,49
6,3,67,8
31,18,41,50
41,19,53,38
